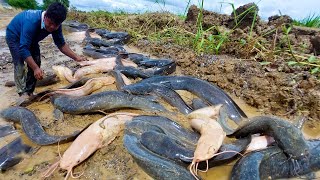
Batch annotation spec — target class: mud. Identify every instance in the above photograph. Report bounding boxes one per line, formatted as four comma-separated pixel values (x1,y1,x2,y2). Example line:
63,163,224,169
0,7,320,180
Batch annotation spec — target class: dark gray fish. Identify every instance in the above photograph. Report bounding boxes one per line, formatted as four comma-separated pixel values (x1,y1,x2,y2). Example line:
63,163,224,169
96,46,127,55
125,76,247,124
35,74,59,87
88,29,130,44
100,32,130,40
144,62,176,76
230,115,309,159
51,91,167,114
115,55,123,66
232,139,320,180
123,133,196,180
0,107,81,145
122,83,192,114
85,28,93,37
63,20,89,32
139,59,175,68
93,28,110,36
140,130,195,166
136,120,251,168
190,98,209,110
126,115,250,168
127,53,150,64
0,125,16,138
231,147,267,180
129,115,199,144
0,137,32,171
83,45,126,57
108,70,127,90
115,65,150,79
217,106,238,135
95,48,118,55
85,37,124,47
53,108,64,121
293,116,307,129
83,48,115,59
5,74,59,88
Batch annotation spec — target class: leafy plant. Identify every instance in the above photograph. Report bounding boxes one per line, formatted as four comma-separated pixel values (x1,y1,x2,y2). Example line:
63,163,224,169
288,56,320,74
282,25,297,61
42,0,69,9
193,1,259,54
7,0,37,9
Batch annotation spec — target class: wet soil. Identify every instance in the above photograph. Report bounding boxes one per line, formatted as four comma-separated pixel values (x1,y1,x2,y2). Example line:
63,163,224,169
0,7,320,180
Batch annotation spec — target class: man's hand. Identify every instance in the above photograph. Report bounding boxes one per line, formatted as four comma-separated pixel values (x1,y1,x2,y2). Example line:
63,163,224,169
59,44,88,62
74,56,88,62
34,68,44,80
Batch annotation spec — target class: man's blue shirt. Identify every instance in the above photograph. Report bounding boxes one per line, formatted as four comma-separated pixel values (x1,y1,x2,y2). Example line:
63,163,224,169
6,10,65,62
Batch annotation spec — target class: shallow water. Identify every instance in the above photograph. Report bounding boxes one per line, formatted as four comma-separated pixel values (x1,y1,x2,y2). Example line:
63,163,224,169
0,29,319,180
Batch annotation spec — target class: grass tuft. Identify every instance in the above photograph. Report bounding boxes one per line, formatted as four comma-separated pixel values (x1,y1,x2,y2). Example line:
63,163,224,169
293,14,320,28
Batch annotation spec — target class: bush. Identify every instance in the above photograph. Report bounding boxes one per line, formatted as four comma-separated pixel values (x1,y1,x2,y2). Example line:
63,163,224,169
7,0,38,9
42,0,69,9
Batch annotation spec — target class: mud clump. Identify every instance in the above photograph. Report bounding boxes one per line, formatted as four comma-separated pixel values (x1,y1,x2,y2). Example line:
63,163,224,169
268,15,293,26
185,5,231,33
310,35,320,55
227,3,260,29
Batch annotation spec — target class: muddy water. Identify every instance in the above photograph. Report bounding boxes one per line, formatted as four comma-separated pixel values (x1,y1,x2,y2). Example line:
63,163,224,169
0,30,320,180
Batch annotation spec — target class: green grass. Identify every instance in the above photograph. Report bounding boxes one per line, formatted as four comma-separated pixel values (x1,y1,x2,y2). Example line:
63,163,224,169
192,1,259,54
293,14,320,28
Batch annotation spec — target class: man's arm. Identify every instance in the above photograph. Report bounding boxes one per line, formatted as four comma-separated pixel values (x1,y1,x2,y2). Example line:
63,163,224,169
59,43,86,62
52,26,86,62
19,18,44,80
25,56,44,80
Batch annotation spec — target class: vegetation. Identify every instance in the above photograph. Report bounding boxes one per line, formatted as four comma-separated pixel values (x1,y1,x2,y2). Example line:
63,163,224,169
5,0,70,10
6,0,37,9
192,2,259,54
42,0,70,9
293,14,320,28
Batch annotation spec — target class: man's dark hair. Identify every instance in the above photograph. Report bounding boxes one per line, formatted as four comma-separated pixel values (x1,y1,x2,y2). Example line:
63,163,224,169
45,2,67,25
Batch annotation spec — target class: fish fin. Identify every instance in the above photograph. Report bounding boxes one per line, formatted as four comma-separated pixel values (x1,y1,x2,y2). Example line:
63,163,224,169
53,109,64,122
293,116,307,129
303,172,316,179
218,106,236,135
